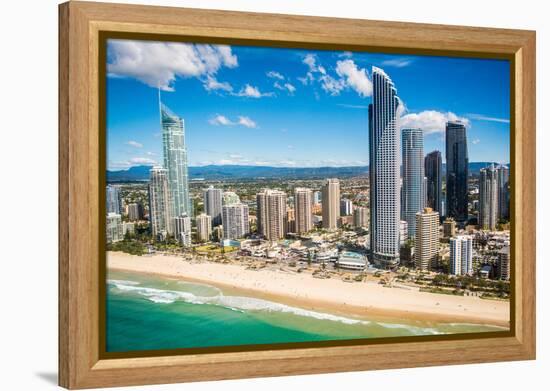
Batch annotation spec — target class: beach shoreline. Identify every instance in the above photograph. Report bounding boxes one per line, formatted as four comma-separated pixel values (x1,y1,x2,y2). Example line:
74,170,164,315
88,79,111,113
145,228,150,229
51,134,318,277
107,251,510,328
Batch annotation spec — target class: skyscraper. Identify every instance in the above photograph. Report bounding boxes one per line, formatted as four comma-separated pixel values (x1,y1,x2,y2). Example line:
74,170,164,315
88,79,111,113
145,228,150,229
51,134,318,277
401,128,424,238
174,214,192,246
445,121,469,223
106,185,121,214
415,208,440,271
294,187,312,234
353,206,369,228
222,203,249,240
203,186,223,226
196,213,212,242
496,164,510,220
479,164,498,230
160,99,191,218
106,213,123,243
340,198,353,216
127,202,143,221
369,66,401,267
148,167,173,237
449,235,473,275
424,150,442,215
257,189,287,240
321,178,340,230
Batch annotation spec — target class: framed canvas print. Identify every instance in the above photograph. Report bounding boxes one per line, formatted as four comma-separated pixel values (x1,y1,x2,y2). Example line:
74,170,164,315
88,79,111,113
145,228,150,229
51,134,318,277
59,1,536,389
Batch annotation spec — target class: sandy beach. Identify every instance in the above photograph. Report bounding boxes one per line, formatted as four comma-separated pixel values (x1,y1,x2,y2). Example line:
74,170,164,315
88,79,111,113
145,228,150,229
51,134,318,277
107,251,510,327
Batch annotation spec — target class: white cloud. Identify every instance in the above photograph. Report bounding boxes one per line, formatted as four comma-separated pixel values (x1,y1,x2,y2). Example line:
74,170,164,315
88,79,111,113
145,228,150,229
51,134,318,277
209,115,233,126
237,116,257,128
466,113,510,124
126,140,143,148
203,75,233,92
472,138,481,145
336,59,372,97
400,110,470,134
338,51,353,58
234,84,273,98
107,40,237,91
130,157,157,165
274,81,296,95
266,71,284,80
209,114,258,128
229,154,243,159
381,58,414,68
319,74,345,96
303,54,317,71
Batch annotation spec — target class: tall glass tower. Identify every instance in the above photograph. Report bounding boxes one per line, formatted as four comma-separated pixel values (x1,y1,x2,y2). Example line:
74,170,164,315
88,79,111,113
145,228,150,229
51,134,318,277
401,128,424,238
425,150,442,216
369,67,401,268
159,96,191,219
445,121,469,223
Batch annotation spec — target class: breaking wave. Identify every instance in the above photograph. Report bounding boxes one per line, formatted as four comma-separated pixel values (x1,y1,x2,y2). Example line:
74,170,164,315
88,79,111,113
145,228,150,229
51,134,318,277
108,279,370,325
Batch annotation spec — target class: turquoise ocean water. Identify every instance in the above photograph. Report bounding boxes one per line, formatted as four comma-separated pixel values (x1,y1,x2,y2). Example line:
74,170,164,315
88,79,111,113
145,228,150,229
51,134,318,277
106,270,506,352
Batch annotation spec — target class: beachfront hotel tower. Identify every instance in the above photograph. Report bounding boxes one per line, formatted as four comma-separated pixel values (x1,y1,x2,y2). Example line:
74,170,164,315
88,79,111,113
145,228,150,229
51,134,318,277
148,167,174,238
321,178,341,230
479,164,499,230
160,97,191,219
222,203,250,240
401,128,424,238
196,213,212,242
257,189,287,240
445,121,469,223
294,187,313,234
203,186,223,226
415,207,440,271
368,66,401,267
449,235,473,275
425,150,442,216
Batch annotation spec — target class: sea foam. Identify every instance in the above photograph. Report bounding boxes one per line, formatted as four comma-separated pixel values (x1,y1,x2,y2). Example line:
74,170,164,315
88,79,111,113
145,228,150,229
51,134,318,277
108,280,370,325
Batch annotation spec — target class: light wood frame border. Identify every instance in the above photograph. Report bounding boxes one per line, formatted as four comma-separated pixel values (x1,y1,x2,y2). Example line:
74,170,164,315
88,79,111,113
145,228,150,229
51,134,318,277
59,1,536,389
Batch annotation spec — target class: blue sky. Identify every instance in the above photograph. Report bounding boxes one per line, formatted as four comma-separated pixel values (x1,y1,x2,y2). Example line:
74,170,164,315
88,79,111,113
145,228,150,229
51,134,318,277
106,39,510,170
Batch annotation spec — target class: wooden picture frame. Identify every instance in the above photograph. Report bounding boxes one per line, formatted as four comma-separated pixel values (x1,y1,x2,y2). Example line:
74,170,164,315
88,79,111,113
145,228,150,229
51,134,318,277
59,1,536,389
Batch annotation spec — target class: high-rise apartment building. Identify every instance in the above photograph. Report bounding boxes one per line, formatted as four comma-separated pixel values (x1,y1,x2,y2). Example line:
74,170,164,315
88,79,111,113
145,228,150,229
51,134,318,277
449,235,473,275
127,202,143,221
222,203,249,240
402,128,424,238
196,213,212,242
321,178,340,230
369,67,401,267
148,167,174,237
106,185,121,215
340,198,353,216
257,189,287,240
497,246,510,280
160,100,191,218
353,206,369,228
174,214,192,246
203,186,223,226
446,121,469,223
496,165,510,220
479,164,498,230
415,208,440,270
294,188,312,234
425,150,442,215
106,213,123,243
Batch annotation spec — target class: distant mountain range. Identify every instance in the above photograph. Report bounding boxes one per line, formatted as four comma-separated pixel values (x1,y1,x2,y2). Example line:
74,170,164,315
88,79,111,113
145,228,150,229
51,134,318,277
106,162,505,182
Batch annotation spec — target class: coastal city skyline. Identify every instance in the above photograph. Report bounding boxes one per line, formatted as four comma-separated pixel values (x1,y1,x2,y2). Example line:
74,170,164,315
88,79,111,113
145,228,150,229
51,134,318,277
107,40,510,171
105,40,511,352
